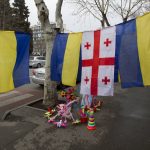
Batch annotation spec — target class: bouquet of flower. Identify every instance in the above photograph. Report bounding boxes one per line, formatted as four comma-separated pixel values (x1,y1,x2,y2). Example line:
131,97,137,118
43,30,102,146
58,87,80,102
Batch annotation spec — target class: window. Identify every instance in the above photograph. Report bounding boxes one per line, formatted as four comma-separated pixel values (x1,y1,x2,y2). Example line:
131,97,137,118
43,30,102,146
37,57,45,60
30,56,34,60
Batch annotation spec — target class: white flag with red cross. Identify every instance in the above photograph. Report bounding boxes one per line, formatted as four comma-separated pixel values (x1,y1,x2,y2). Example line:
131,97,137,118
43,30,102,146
80,27,116,96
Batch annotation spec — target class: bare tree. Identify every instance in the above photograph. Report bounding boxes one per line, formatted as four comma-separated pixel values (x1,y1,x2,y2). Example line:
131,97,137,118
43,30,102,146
143,0,150,12
67,0,149,27
67,0,111,28
34,0,64,106
110,0,145,22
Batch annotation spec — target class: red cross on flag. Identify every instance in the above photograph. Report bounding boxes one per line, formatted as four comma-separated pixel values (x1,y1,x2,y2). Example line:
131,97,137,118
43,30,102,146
80,27,116,96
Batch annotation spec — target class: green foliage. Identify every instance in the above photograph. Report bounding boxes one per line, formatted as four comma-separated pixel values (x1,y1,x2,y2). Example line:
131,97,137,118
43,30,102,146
11,0,33,53
12,0,30,32
0,0,31,33
0,0,12,30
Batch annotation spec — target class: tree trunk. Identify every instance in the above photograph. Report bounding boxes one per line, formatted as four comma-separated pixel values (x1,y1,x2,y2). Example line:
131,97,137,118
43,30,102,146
55,0,64,32
43,29,57,106
123,17,128,22
102,13,110,27
101,19,105,28
34,0,63,106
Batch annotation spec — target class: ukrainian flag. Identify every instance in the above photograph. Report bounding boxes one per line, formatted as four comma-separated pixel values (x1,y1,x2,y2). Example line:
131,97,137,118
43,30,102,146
51,33,82,86
116,13,150,88
0,31,30,93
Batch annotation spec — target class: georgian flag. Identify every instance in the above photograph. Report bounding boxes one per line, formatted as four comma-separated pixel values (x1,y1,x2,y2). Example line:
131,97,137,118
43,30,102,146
80,27,116,96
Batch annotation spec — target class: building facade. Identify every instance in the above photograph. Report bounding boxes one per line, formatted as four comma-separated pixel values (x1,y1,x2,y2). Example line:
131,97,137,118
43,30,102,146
31,24,46,56
31,23,56,56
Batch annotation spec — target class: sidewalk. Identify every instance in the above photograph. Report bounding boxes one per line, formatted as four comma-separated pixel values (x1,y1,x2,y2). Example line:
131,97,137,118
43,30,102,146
0,86,43,120
0,84,150,150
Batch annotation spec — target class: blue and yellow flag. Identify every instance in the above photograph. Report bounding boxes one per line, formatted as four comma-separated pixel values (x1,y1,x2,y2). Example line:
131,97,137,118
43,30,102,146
116,13,150,88
136,13,150,86
0,31,30,93
51,33,82,86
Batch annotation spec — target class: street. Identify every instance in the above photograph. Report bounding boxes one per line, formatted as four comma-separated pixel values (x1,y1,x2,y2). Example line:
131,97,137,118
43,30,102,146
0,76,150,150
28,68,43,89
0,68,44,120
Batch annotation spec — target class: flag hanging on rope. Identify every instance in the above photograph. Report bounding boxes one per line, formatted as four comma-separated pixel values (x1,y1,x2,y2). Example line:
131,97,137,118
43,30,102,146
51,13,150,93
117,13,150,88
80,27,116,96
62,33,82,86
51,33,82,86
0,31,30,93
136,13,150,86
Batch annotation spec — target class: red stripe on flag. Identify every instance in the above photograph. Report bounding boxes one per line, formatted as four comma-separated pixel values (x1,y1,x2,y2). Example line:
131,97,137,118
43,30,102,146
99,58,115,65
81,30,115,96
82,58,115,67
91,30,100,95
82,59,93,66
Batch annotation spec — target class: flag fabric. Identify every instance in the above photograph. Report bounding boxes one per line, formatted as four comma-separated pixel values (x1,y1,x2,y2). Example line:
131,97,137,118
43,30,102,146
80,27,116,96
51,33,68,82
62,33,82,86
117,13,150,88
13,32,31,87
136,13,150,86
0,31,17,93
0,31,30,93
51,33,82,86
